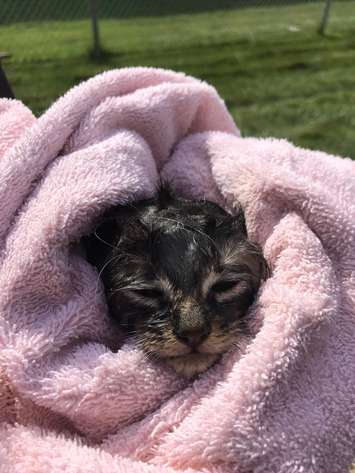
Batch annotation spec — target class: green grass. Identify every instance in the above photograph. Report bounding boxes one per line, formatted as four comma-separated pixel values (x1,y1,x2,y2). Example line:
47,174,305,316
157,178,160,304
1,2,355,158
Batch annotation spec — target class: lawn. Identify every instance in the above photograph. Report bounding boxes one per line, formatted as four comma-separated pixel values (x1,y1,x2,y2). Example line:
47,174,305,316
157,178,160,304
0,2,355,158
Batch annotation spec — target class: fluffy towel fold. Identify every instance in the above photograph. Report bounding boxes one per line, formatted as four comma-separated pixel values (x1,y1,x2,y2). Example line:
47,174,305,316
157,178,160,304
0,68,354,473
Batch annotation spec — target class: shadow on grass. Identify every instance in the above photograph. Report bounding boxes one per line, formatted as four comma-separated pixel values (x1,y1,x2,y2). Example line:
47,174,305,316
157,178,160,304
88,47,117,64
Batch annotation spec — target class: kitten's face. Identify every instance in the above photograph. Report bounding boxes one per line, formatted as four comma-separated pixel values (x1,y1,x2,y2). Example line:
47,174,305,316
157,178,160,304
85,190,268,377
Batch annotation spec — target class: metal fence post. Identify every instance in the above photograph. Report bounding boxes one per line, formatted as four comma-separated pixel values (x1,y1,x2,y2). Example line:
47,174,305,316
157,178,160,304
318,0,333,35
0,53,14,98
89,0,102,58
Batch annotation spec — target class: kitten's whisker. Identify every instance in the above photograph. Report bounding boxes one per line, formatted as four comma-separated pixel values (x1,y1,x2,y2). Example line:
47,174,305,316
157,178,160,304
107,286,134,298
94,230,116,249
94,254,120,293
132,337,160,362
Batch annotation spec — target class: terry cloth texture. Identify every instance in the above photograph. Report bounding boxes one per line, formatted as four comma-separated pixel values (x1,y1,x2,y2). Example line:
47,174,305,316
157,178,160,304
0,68,354,473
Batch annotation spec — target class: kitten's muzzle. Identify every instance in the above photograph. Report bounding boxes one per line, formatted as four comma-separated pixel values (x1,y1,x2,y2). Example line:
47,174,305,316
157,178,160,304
173,300,210,349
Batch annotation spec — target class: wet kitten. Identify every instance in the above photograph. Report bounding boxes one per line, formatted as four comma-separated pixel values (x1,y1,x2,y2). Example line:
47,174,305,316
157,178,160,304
84,187,268,377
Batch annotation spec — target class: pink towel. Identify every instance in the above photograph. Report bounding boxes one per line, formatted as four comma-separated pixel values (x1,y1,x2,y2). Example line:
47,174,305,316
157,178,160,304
0,68,354,473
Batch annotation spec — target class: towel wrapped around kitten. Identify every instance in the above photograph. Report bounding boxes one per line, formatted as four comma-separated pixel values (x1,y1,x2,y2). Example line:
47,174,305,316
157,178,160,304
1,69,354,472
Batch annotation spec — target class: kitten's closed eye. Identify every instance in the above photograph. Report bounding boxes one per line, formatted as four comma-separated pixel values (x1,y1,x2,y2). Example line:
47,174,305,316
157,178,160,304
210,278,250,305
211,279,240,293
84,186,268,378
121,286,166,309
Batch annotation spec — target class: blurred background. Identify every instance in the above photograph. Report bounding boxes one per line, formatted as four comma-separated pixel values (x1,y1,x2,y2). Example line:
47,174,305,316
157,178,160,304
0,0,354,158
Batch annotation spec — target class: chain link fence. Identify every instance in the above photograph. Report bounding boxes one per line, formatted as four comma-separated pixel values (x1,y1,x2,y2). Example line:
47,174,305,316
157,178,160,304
0,0,336,24
0,0,341,56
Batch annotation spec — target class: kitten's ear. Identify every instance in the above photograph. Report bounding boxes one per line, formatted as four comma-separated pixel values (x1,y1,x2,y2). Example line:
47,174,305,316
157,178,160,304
94,205,127,245
82,204,149,269
82,204,135,265
260,254,270,281
81,212,120,269
101,205,149,243
214,206,247,238
232,205,248,236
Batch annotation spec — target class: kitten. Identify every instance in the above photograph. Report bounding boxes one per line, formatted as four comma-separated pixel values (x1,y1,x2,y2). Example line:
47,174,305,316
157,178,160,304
83,187,268,378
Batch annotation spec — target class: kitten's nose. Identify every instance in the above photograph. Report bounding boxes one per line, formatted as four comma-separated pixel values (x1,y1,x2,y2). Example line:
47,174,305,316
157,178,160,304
176,331,206,348
175,326,209,348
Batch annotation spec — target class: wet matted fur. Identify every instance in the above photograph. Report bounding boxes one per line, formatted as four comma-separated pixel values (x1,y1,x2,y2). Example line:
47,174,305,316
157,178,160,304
83,187,268,377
